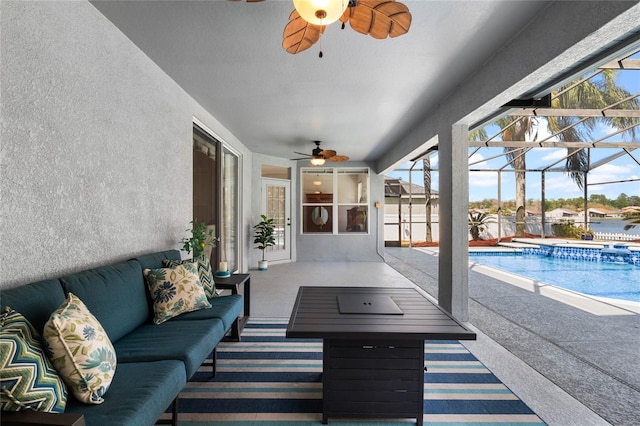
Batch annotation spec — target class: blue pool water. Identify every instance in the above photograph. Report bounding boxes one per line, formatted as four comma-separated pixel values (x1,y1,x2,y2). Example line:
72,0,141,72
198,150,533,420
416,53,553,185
469,253,640,302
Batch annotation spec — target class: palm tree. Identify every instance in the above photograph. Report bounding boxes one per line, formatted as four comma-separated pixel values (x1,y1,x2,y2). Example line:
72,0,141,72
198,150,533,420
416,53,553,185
547,70,639,189
495,116,537,236
422,156,433,242
487,69,637,236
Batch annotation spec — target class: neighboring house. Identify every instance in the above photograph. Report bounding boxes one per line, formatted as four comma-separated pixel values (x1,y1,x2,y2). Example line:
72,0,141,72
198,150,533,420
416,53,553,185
546,208,579,219
384,176,439,216
587,208,607,218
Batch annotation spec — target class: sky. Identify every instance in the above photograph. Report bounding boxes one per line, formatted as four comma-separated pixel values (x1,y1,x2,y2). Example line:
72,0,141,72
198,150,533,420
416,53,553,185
387,58,639,203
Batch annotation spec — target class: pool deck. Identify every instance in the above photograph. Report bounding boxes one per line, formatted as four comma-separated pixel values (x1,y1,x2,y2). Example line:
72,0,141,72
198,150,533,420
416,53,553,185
385,246,640,426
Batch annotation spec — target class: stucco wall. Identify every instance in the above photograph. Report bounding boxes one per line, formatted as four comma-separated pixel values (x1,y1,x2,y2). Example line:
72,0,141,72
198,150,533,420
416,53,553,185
0,1,251,288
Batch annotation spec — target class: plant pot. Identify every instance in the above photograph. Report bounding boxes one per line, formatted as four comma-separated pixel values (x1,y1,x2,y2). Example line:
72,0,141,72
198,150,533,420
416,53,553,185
258,260,268,271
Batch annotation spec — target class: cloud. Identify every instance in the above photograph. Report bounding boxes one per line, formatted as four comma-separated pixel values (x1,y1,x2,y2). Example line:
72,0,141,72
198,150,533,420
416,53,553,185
468,152,487,167
532,118,558,142
469,171,499,188
539,148,567,162
589,163,634,183
543,174,582,194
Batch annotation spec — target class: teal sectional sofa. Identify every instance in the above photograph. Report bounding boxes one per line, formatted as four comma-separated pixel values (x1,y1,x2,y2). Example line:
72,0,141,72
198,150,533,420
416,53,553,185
1,250,243,426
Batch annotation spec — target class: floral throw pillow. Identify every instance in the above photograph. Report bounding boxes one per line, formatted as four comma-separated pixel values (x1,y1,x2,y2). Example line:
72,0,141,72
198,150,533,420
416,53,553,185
163,255,216,299
143,262,212,325
43,293,116,405
0,307,68,413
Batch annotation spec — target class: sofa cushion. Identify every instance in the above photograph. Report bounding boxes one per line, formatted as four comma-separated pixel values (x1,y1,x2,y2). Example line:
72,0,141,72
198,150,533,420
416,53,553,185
43,294,117,404
60,260,148,342
1,279,66,333
132,250,181,272
64,360,186,426
170,294,243,331
163,255,217,299
0,308,68,413
113,319,225,379
143,263,211,325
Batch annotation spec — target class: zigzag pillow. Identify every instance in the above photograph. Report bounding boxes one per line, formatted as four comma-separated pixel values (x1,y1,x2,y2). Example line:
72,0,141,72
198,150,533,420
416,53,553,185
0,307,68,413
163,255,217,298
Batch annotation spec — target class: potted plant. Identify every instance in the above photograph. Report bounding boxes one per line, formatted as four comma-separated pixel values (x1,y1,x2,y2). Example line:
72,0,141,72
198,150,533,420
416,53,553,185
579,228,595,240
180,220,218,259
253,214,276,270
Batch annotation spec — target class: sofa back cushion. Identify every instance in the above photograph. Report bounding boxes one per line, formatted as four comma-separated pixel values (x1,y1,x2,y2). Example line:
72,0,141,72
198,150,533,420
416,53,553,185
132,250,181,272
1,279,66,333
60,260,147,342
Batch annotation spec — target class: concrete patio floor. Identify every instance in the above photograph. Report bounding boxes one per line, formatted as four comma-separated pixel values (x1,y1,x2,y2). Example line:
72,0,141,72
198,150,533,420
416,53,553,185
248,247,639,426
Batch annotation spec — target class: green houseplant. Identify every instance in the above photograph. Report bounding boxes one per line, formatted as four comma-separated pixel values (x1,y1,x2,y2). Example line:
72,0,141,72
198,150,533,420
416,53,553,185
253,214,276,270
180,220,218,259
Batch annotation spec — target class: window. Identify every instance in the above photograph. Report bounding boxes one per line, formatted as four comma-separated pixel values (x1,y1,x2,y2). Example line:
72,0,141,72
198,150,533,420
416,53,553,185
301,168,369,234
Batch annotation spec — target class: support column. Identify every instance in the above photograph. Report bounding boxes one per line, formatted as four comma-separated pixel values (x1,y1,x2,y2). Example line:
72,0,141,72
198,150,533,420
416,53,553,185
438,124,469,321
541,171,546,238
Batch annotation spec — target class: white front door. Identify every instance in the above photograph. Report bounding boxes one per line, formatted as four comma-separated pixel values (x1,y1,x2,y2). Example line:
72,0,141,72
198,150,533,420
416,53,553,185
262,179,291,262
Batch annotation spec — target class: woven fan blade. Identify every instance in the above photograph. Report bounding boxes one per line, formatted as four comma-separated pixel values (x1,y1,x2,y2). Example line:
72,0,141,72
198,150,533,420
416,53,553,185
348,0,411,39
327,155,350,162
282,10,325,54
293,151,312,157
319,150,337,158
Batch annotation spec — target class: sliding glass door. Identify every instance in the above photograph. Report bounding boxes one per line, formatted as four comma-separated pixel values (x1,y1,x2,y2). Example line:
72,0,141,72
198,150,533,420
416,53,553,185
193,124,240,272
221,147,239,272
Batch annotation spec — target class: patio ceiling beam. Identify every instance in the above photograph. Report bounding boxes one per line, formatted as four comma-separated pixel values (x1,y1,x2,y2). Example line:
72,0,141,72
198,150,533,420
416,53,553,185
589,147,638,169
625,148,640,167
599,58,640,70
507,108,640,118
468,141,640,148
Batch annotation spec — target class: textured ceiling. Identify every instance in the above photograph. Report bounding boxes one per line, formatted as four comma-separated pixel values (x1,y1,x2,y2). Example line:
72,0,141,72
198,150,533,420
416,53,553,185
92,0,552,163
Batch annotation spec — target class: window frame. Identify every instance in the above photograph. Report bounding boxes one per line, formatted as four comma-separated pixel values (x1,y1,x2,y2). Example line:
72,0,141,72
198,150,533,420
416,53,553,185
300,167,370,235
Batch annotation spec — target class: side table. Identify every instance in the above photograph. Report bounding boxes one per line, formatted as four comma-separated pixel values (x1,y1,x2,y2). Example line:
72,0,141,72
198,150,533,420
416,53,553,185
215,273,250,341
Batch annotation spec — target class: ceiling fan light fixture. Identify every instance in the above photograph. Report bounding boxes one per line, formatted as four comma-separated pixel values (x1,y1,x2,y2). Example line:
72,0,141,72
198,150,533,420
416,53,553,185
292,0,347,26
310,156,326,166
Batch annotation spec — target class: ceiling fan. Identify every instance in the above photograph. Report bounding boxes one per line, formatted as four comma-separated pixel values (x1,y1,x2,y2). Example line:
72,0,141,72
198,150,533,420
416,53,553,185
292,141,350,165
231,0,412,56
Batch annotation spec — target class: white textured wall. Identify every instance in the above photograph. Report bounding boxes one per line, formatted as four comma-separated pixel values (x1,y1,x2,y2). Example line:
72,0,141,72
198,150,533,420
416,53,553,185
0,1,250,288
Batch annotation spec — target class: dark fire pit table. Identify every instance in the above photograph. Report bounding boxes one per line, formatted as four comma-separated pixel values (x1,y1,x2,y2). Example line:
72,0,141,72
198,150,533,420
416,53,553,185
286,286,476,425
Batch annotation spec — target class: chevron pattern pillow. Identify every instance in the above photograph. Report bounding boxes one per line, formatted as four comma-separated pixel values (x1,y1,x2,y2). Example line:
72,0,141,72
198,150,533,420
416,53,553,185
0,307,67,413
163,255,217,298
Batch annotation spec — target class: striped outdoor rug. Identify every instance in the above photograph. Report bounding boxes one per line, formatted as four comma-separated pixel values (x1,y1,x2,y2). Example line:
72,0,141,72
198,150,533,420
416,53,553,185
167,319,546,425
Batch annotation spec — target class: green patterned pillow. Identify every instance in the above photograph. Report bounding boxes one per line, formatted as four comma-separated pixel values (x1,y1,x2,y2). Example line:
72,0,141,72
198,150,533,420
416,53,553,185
163,255,217,298
143,262,212,325
0,307,67,413
43,293,116,405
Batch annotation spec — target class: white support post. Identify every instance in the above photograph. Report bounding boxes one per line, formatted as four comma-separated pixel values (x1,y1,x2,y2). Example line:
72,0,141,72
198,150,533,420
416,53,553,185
438,124,469,321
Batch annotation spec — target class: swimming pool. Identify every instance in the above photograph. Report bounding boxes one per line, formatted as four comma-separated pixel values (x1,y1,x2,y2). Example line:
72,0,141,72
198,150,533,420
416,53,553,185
469,252,640,302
